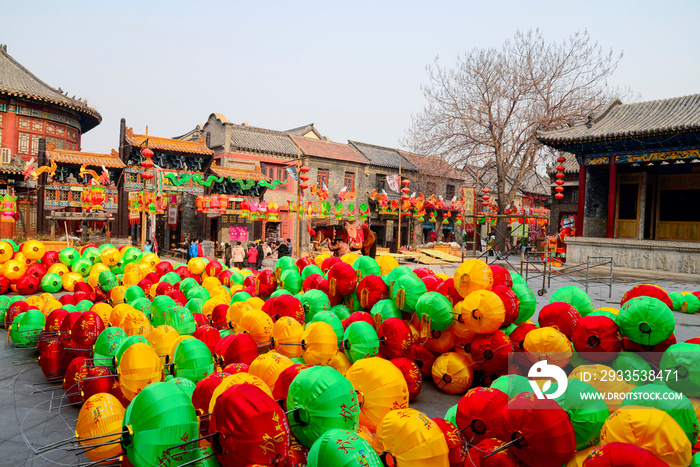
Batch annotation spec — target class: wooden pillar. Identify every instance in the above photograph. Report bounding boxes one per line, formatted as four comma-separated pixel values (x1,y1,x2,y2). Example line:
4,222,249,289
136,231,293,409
576,164,586,236
2,109,17,154
36,138,47,234
606,157,617,239
637,172,647,240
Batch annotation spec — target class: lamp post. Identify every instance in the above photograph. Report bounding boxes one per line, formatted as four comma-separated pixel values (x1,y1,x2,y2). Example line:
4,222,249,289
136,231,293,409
140,147,154,251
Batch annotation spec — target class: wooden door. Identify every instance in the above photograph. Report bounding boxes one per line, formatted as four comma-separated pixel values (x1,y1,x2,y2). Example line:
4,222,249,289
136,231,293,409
615,174,641,238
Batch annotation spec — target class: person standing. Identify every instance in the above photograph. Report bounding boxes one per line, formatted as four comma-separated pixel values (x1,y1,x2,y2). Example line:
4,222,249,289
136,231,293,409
285,238,293,258
247,243,258,270
276,240,288,258
232,242,245,269
224,243,232,267
188,240,199,259
197,239,204,258
255,241,264,270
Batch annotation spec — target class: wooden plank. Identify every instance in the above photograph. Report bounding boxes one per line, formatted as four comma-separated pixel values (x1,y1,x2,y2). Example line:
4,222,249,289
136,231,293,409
417,248,462,262
416,255,449,265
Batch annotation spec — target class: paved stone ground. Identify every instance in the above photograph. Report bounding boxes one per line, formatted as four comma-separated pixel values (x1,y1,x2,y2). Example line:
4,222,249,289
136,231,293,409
1,255,699,465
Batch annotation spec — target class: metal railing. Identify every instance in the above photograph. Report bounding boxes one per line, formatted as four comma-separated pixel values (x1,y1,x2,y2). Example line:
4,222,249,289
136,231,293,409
548,255,614,297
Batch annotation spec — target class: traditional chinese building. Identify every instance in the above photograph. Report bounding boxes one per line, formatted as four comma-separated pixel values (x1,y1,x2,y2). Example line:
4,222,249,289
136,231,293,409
0,44,102,236
537,94,700,275
116,120,216,249
349,141,420,249
201,114,299,243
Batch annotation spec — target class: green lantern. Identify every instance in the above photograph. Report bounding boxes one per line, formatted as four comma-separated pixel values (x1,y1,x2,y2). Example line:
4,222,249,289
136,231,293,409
618,296,675,346
280,269,302,295
301,289,332,322
166,307,197,336
661,343,700,397
229,292,251,304
40,272,63,293
512,284,536,323
588,309,618,322
353,256,381,280
550,285,593,316
58,247,79,266
160,272,181,285
552,378,609,450
186,286,210,302
287,367,361,448
490,374,533,399
415,292,453,331
82,247,101,265
99,243,115,252
131,297,152,316
680,293,700,314
669,292,684,311
122,247,143,265
307,428,382,467
274,256,297,281
330,304,352,321
270,289,292,298
621,383,699,445
125,285,146,304
301,264,324,281
10,309,45,347
121,382,199,467
382,265,413,288
610,351,652,384
150,295,178,327
444,404,458,427
510,271,526,287
391,274,427,313
71,258,93,277
343,321,379,363
75,299,94,312
185,298,205,315
98,270,119,292
93,327,127,369
178,277,199,295
172,338,214,384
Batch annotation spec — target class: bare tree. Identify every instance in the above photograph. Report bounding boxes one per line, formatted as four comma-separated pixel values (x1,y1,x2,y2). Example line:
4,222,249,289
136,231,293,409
406,29,622,245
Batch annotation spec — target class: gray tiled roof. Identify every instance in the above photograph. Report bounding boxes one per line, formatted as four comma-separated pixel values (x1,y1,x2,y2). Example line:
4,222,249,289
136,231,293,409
228,124,300,158
546,152,579,174
537,94,700,144
349,141,418,171
286,123,322,139
0,45,101,132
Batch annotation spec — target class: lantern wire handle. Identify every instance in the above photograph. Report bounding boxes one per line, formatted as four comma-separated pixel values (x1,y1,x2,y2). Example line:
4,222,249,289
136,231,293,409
482,435,523,459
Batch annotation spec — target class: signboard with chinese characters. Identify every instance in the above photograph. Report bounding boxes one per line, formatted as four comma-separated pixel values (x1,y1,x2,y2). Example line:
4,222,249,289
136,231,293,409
462,186,475,216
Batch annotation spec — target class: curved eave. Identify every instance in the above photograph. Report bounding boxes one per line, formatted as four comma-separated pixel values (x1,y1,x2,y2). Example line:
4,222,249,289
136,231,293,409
538,127,700,147
0,90,102,133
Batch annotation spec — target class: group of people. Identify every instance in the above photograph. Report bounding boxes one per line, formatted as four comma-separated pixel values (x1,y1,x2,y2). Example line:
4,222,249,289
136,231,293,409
224,238,293,270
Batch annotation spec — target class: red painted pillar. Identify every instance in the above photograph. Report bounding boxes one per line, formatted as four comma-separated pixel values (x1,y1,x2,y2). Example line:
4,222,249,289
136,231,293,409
606,157,617,238
2,110,17,154
576,163,586,236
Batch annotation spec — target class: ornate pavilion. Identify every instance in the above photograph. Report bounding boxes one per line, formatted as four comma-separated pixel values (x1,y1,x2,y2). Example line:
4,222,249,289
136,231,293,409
538,94,700,274
0,44,102,236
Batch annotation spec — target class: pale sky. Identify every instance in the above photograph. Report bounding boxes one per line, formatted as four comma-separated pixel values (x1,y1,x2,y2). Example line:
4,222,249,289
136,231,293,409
3,1,699,154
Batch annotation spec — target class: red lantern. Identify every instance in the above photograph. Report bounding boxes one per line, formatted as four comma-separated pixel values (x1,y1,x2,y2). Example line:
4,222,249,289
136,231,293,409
571,315,622,362
537,302,581,339
501,394,576,467
262,294,304,322
554,155,567,200
215,333,259,367
141,148,154,159
141,159,154,169
273,364,310,404
209,384,291,466
141,171,154,181
378,317,413,359
299,166,310,173
391,357,422,401
193,325,221,356
456,386,509,444
470,331,512,376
